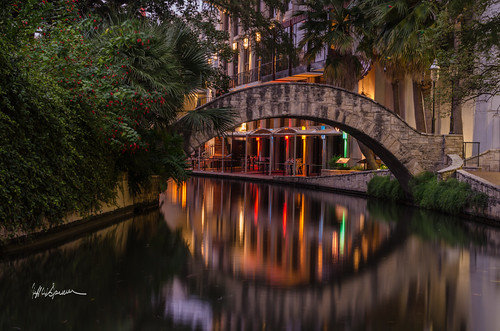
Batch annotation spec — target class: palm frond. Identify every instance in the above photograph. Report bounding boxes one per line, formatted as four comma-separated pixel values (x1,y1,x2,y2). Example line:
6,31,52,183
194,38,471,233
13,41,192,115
176,107,237,137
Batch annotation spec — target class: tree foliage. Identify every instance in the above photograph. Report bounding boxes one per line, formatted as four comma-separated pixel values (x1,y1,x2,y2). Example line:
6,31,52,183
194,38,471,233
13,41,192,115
0,36,118,231
0,0,235,229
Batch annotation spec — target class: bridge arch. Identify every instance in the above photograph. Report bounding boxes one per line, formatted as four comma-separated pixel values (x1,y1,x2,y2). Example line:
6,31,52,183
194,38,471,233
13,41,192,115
183,83,462,191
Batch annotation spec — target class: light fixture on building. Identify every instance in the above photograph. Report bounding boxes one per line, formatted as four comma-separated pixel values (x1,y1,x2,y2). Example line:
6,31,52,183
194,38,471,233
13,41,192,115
243,37,249,49
232,42,237,51
255,32,261,43
430,59,440,134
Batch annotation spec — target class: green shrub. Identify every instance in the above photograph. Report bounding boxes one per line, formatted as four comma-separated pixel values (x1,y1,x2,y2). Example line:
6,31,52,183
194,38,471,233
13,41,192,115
351,165,365,171
328,155,345,169
0,38,119,232
409,172,489,215
367,175,404,202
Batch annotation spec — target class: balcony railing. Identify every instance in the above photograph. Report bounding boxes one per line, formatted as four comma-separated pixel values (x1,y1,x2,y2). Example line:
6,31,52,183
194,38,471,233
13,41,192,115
229,56,313,88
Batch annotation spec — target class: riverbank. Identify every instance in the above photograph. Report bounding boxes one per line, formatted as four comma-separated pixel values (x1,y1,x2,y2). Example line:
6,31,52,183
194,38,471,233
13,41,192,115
190,169,389,196
3,169,498,256
0,175,160,257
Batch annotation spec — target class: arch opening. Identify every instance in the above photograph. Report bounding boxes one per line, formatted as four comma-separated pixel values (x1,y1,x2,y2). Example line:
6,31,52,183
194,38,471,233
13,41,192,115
187,115,412,192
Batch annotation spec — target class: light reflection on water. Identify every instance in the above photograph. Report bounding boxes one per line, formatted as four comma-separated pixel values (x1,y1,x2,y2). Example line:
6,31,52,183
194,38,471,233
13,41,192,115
0,177,499,330
161,177,500,331
161,178,400,286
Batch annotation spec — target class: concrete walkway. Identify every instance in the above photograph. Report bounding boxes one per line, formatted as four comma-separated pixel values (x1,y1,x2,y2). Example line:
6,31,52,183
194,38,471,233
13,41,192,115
465,171,500,187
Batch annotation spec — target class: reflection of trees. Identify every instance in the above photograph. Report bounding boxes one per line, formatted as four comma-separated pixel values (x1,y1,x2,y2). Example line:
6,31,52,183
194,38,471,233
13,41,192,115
367,199,487,247
410,210,486,247
0,211,189,331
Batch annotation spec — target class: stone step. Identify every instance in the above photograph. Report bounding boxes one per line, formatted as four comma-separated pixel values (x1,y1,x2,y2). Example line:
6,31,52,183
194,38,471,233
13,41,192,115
463,166,482,171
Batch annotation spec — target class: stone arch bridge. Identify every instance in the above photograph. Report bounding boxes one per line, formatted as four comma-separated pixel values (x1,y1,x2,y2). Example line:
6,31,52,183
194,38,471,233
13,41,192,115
183,83,463,191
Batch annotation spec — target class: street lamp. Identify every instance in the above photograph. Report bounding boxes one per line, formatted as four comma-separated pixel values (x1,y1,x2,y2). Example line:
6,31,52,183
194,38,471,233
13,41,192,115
255,32,261,81
449,60,456,134
243,37,249,49
430,59,440,134
269,23,276,80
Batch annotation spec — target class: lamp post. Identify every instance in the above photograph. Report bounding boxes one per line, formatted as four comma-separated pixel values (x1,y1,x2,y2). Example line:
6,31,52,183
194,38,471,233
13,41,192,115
270,22,276,81
430,59,440,134
449,60,456,134
255,32,261,81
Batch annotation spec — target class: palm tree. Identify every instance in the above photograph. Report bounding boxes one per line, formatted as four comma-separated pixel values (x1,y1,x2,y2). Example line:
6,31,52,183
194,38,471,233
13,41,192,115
297,0,380,169
360,0,439,132
89,16,236,186
297,0,368,89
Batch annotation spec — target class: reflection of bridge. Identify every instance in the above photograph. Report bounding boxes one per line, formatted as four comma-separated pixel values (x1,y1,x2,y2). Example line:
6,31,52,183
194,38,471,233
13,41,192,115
163,178,402,285
160,178,473,330
183,83,463,191
188,237,470,331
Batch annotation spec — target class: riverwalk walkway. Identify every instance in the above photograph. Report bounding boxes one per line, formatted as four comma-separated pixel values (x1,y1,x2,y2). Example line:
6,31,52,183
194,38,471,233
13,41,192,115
191,170,294,181
466,171,500,187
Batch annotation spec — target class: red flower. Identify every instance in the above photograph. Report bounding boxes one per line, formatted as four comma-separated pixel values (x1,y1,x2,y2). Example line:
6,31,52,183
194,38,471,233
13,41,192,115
137,38,142,43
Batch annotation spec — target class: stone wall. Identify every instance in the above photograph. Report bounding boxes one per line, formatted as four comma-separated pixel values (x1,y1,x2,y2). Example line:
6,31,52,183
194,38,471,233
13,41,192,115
437,154,464,181
456,170,500,220
1,175,160,242
465,149,500,171
64,174,159,222
273,170,392,194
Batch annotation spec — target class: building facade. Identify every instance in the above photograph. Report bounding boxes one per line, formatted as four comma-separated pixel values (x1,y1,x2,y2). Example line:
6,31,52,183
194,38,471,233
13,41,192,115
195,0,499,173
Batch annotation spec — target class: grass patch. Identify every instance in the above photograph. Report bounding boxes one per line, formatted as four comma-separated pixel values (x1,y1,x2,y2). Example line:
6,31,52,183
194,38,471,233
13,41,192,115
409,172,488,215
367,172,489,215
367,175,405,202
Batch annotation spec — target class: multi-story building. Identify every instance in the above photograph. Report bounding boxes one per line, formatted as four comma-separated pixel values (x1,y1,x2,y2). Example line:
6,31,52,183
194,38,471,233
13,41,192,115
196,1,500,174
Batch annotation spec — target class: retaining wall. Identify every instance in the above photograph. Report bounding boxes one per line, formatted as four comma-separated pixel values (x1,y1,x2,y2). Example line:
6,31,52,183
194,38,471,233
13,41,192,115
465,149,500,171
1,175,160,243
456,170,500,220
273,170,392,194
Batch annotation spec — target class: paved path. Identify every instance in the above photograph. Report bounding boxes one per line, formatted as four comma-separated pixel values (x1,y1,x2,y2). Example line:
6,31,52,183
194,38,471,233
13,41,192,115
465,171,500,187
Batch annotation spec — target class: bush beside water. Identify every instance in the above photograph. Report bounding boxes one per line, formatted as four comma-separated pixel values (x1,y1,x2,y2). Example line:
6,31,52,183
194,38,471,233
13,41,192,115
367,175,405,202
367,172,489,215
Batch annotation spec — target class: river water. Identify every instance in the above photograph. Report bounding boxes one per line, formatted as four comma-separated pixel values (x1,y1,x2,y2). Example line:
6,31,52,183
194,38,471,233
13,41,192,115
1,177,500,330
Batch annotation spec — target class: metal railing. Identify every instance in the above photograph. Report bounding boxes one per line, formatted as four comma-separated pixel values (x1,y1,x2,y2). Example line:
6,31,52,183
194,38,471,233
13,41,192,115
463,142,480,167
229,56,312,88
190,156,324,176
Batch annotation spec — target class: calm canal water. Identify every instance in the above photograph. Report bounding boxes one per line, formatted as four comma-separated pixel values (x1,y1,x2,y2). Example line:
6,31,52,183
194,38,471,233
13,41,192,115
1,177,500,330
